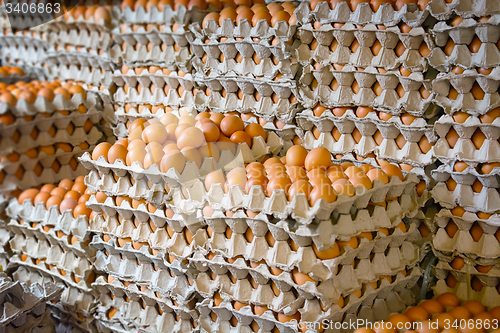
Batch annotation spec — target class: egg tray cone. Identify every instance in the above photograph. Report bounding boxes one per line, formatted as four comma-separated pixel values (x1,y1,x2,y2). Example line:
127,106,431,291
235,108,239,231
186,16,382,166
433,161,500,188
190,238,421,306
0,271,62,329
296,23,432,72
433,71,500,116
0,31,49,53
6,198,95,258
196,267,421,333
10,265,98,318
433,278,500,309
0,306,55,333
297,66,435,116
0,44,48,68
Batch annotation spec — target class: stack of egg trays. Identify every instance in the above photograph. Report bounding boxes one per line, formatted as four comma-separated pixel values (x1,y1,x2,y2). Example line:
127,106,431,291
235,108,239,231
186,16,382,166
0,271,62,333
110,66,198,138
111,2,212,72
0,28,49,71
36,5,121,100
0,88,109,195
189,11,303,125
5,195,100,332
82,150,425,331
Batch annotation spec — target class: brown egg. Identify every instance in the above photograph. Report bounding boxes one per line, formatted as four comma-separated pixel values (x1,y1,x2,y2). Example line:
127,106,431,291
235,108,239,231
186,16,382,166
210,112,225,126
46,196,63,210
472,129,486,149
203,12,219,27
34,192,51,204
199,122,220,142
126,147,147,167
267,175,292,195
244,123,267,141
59,198,78,214
480,107,500,123
220,115,245,137
446,128,460,148
92,142,112,161
288,180,311,200
271,11,290,27
252,10,271,26
469,36,482,53
230,131,252,147
177,127,205,150
332,179,355,197
356,106,374,118
226,168,247,192
143,143,164,169
73,204,91,219
18,188,39,204
219,7,237,25
108,144,128,164
309,183,336,206
382,164,404,181
205,170,226,191
198,142,220,162
141,124,168,144
419,136,432,153
236,7,253,25
305,147,331,171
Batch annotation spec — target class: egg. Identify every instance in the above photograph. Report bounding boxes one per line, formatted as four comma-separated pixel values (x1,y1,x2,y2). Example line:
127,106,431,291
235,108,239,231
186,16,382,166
382,164,404,181
59,198,78,214
348,171,372,190
143,143,164,169
205,170,226,191
230,131,252,147
472,129,486,149
92,142,111,161
244,123,267,141
220,115,244,137
470,223,483,242
236,7,253,25
107,144,128,164
126,147,147,167
181,147,203,168
332,179,355,197
34,192,51,204
18,188,39,204
405,306,430,322
305,147,331,171
366,168,389,184
469,36,482,53
176,126,205,150
309,183,336,206
252,10,271,26
46,196,63,210
480,107,500,123
198,142,220,162
480,162,500,174
266,175,292,195
226,168,247,192
288,180,311,200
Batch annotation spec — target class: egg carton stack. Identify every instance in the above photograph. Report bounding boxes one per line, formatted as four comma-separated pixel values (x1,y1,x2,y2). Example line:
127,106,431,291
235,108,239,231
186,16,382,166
188,1,303,134
109,0,216,138
0,80,112,196
0,271,62,333
427,12,500,305
35,2,121,103
293,0,441,177
0,65,46,85
5,180,102,332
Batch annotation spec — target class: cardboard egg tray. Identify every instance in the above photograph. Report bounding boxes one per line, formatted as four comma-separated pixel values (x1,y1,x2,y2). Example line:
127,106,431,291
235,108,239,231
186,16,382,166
44,48,118,72
1,307,55,333
198,287,418,333
89,221,198,264
0,44,48,67
426,0,500,21
6,198,95,257
10,265,98,323
110,42,192,72
92,249,195,303
300,127,434,168
0,163,89,195
120,4,212,26
434,255,500,285
0,90,101,117
238,114,298,140
193,82,303,124
40,8,121,33
50,305,98,333
0,30,48,50
43,28,114,51
429,18,500,71
84,166,418,225
80,130,283,185
189,17,297,55
432,278,500,308
0,272,61,329
9,233,95,289
188,37,299,79
432,223,500,261
297,66,434,114
196,268,421,332
191,239,421,307
296,107,437,140
296,23,432,72
433,72,500,115
46,64,113,89
431,181,500,213
302,1,428,27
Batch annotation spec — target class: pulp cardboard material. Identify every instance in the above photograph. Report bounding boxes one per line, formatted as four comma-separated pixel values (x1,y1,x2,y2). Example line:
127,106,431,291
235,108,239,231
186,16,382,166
432,161,500,188
42,8,121,32
120,4,211,26
427,0,500,21
433,71,500,115
433,279,500,308
44,28,114,50
297,65,435,114
296,23,432,72
46,64,113,88
44,48,118,71
434,257,500,284
434,207,500,231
